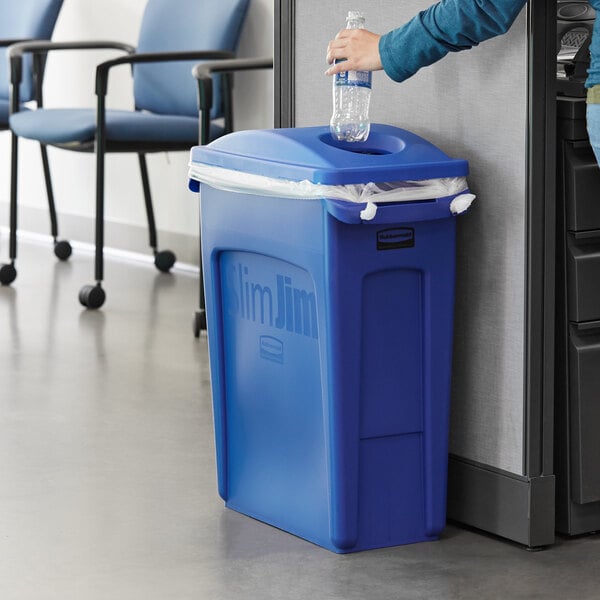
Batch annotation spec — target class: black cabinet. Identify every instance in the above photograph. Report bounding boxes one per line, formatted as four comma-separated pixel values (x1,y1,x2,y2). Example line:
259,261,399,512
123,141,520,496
556,96,600,534
569,326,600,505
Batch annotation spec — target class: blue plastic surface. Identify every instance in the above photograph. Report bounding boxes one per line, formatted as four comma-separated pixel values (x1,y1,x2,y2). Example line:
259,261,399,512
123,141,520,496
191,125,465,553
189,123,469,185
134,0,249,119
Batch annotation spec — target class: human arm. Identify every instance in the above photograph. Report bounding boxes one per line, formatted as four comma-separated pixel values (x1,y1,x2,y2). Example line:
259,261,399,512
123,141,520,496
326,0,527,83
381,0,528,82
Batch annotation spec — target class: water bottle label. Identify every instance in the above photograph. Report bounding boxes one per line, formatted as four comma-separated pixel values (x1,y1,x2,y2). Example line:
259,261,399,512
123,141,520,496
334,69,372,89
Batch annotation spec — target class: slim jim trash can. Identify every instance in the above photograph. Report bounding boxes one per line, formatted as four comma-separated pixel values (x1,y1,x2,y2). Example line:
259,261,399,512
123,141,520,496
188,124,472,553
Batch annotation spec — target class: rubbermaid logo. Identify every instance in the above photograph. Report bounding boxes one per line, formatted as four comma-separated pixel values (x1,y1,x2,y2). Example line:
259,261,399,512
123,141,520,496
260,336,284,363
377,228,415,250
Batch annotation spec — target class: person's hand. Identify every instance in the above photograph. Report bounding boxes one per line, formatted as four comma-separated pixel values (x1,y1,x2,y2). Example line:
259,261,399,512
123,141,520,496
325,28,383,75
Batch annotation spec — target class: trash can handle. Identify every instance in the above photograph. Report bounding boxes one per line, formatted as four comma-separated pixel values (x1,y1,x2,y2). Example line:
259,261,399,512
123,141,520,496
324,195,458,225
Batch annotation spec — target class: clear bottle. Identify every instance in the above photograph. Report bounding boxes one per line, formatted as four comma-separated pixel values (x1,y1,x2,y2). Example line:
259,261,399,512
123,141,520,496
330,10,371,142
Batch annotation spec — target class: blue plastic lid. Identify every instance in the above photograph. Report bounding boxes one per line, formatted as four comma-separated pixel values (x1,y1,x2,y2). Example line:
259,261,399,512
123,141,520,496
189,124,468,186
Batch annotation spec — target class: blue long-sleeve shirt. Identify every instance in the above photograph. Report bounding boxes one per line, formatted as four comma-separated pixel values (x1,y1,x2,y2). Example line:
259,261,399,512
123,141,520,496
378,1,600,89
587,0,600,87
378,0,527,83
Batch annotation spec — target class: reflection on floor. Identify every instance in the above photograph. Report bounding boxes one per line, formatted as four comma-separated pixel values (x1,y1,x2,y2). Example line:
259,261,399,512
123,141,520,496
1,234,599,600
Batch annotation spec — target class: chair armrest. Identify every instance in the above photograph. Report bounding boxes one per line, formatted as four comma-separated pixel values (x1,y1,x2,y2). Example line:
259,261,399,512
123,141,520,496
92,50,236,156
8,40,135,86
192,57,273,144
192,57,274,78
192,57,273,110
0,38,35,48
95,49,236,96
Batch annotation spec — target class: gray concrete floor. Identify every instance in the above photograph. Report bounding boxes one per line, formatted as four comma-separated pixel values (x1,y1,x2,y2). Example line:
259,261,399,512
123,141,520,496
1,234,600,600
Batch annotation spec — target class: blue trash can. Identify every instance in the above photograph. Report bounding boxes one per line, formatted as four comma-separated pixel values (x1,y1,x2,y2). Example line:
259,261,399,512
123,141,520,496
188,124,471,553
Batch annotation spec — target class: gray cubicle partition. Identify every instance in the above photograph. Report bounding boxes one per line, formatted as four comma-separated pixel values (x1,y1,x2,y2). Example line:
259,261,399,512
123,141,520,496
275,0,556,548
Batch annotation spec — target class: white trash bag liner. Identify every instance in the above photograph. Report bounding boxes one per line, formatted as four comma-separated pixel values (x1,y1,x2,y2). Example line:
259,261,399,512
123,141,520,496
189,163,475,221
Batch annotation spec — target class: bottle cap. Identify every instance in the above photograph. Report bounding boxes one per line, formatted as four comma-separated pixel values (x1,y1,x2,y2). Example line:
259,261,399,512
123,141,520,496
347,10,365,22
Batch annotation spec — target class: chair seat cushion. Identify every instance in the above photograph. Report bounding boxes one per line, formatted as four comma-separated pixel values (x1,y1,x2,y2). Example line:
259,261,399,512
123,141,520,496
9,108,224,145
0,100,30,127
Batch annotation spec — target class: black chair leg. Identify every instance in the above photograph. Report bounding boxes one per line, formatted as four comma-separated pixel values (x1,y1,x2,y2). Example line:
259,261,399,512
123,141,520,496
193,224,207,337
40,144,71,261
0,132,19,286
138,153,176,273
79,133,106,309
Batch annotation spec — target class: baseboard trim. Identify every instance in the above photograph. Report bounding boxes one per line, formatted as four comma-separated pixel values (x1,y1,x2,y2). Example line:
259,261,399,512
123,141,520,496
0,226,200,275
447,455,555,548
0,202,200,268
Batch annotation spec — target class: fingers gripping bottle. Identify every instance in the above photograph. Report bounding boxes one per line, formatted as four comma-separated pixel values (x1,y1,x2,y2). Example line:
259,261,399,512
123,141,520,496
330,10,371,142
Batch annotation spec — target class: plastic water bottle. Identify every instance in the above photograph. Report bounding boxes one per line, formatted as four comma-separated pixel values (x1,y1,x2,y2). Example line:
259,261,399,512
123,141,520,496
330,10,371,142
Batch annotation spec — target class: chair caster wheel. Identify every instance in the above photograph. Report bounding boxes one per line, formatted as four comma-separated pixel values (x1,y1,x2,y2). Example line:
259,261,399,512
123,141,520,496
193,309,207,337
154,250,176,273
0,263,17,285
54,240,72,261
79,284,105,309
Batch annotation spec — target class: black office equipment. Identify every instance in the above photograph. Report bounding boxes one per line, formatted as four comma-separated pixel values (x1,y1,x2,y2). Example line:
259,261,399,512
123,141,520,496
557,1,596,96
555,0,600,536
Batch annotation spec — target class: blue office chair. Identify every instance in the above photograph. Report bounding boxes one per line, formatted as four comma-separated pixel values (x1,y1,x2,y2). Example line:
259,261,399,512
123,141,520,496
2,0,249,309
0,0,64,265
191,57,274,336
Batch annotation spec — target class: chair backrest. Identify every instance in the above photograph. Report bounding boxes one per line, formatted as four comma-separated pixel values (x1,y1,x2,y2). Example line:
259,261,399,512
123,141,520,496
134,0,249,119
0,0,63,103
